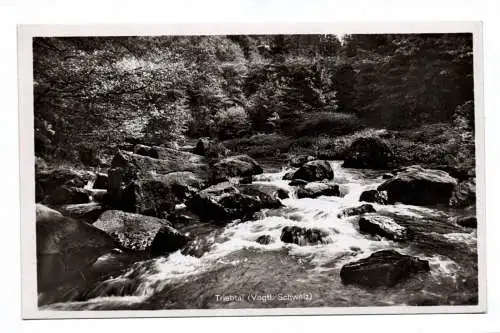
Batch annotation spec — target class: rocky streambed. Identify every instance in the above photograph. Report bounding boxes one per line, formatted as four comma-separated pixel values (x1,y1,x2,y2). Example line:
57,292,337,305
35,139,478,310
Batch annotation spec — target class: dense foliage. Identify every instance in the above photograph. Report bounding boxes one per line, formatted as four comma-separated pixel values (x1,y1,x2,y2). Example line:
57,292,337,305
33,33,474,167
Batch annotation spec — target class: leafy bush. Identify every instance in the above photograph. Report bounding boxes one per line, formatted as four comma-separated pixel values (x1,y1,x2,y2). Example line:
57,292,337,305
214,106,251,140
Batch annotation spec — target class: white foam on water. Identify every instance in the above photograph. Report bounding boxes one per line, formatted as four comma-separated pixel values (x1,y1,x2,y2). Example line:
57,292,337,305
52,159,474,306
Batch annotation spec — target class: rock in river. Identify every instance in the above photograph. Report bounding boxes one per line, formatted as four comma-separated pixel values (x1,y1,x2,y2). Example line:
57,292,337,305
211,154,263,183
93,210,188,254
58,202,106,223
280,226,331,246
36,204,116,292
107,150,209,216
358,214,407,241
288,154,315,168
450,178,476,208
378,165,457,206
359,190,389,204
43,185,90,205
340,250,430,288
338,204,376,218
186,182,282,222
296,182,340,199
292,160,334,182
456,216,477,229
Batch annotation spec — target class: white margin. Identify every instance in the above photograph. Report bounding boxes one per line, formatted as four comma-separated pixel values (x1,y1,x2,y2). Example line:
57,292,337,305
18,21,486,319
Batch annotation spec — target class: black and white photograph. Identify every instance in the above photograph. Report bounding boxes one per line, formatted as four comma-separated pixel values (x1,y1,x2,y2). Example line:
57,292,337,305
18,23,485,317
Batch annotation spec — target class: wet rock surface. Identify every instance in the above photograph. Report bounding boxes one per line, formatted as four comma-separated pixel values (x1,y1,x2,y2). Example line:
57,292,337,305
340,250,430,288
93,210,188,254
338,204,376,218
292,160,334,182
296,182,340,199
378,165,457,206
280,226,331,246
358,214,407,241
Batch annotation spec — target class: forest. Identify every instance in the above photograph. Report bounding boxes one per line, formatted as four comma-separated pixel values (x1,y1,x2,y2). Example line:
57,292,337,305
34,33,474,174
34,33,479,309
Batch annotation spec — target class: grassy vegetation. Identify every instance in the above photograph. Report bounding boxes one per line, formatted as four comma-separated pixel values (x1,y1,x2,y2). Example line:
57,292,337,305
223,121,475,177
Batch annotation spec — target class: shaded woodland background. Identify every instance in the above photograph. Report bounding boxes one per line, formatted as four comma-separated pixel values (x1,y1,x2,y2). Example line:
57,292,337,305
33,34,475,172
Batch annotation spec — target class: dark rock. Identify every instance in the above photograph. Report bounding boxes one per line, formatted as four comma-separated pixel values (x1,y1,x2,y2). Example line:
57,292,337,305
193,137,230,158
186,182,281,222
340,250,430,288
36,204,116,292
358,214,407,241
93,210,188,254
378,165,458,205
280,226,331,246
450,178,476,208
93,172,108,189
43,186,90,205
296,182,340,199
382,173,394,179
359,190,389,204
36,168,93,201
457,216,477,229
292,160,334,182
289,179,308,187
78,145,100,167
134,144,159,158
288,154,315,167
107,151,209,216
158,171,207,202
211,155,263,183
282,170,295,180
338,204,376,218
342,137,394,169
58,202,106,223
256,235,272,245
240,176,253,184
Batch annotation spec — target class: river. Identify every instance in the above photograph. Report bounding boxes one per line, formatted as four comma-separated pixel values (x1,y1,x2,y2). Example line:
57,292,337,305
41,161,478,310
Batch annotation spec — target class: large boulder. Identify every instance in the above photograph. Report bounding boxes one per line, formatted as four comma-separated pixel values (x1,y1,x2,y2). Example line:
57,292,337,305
282,170,295,181
338,204,376,218
340,250,430,288
256,235,272,245
450,178,476,208
93,210,188,254
93,172,108,190
296,182,340,199
107,151,209,216
292,160,334,182
211,155,263,183
193,137,230,158
456,216,477,229
36,168,93,202
359,190,389,204
36,204,117,292
288,154,315,168
280,226,331,246
342,137,394,169
378,165,458,205
58,202,106,223
358,214,407,241
186,182,281,222
43,186,90,205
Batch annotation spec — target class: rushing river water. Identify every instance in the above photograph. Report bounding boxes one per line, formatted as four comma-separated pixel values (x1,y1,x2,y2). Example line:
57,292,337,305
41,161,478,310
